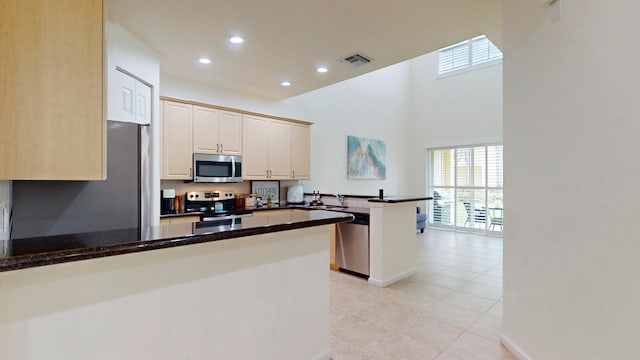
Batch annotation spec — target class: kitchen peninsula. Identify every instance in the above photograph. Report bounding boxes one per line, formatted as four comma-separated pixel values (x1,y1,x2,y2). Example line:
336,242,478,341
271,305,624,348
0,210,352,360
368,196,432,287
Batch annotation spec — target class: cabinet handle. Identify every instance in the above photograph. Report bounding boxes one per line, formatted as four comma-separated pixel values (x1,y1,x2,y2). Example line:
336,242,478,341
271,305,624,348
189,167,192,177
216,144,220,153
220,144,223,153
292,170,295,178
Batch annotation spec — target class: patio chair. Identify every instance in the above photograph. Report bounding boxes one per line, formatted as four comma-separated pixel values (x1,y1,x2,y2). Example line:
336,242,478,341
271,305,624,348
463,202,486,227
489,208,503,230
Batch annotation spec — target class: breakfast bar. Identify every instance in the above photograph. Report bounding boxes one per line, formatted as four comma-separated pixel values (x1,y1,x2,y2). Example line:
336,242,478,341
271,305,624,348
0,210,352,360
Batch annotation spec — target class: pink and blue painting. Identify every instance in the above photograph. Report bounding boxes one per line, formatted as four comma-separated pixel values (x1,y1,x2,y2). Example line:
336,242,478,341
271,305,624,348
347,135,386,179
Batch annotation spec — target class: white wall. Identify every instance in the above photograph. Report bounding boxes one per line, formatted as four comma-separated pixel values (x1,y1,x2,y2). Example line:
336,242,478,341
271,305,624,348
503,1,640,359
0,181,10,241
281,62,413,196
408,51,503,197
107,21,161,224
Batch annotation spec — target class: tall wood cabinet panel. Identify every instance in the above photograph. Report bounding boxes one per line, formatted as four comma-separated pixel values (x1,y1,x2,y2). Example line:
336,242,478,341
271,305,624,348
0,0,105,180
291,124,311,179
162,101,193,180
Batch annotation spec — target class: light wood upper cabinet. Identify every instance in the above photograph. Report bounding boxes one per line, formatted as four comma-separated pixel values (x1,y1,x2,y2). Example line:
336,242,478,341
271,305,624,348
291,124,311,179
0,0,105,180
160,97,311,181
218,111,243,155
193,106,220,154
242,115,271,179
268,120,292,180
162,101,193,180
193,106,242,155
243,116,310,181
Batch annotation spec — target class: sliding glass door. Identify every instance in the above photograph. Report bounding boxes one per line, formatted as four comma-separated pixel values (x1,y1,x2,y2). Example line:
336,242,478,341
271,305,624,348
428,144,503,235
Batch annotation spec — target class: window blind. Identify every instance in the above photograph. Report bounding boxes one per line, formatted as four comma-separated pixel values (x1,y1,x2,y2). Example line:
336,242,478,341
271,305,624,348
438,40,470,74
438,35,502,75
428,144,503,234
471,36,503,65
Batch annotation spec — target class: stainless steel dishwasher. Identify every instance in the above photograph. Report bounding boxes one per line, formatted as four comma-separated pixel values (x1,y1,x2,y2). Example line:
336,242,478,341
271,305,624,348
335,213,369,278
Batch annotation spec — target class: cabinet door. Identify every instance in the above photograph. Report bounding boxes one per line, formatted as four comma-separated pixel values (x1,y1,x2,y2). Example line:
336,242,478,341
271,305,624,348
109,69,151,125
0,0,104,180
135,80,152,125
162,101,193,179
242,115,270,179
113,70,136,123
193,106,219,154
291,124,310,179
219,110,243,155
268,120,292,179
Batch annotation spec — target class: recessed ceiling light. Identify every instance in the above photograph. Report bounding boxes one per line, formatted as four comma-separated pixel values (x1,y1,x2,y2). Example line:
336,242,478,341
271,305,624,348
316,67,328,73
198,57,212,64
280,81,292,87
229,36,244,44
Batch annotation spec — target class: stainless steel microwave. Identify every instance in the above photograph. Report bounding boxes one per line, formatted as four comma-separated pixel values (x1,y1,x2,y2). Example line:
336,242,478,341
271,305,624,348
193,153,242,183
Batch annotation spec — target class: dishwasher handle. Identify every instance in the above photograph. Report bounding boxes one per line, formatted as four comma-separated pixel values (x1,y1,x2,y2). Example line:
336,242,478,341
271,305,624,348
351,214,369,225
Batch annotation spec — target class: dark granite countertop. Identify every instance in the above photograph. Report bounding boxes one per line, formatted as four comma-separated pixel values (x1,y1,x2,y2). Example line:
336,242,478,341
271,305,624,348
368,196,433,203
0,210,353,273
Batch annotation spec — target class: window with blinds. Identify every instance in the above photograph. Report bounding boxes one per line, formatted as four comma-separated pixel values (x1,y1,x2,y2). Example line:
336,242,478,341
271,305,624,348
438,35,502,75
428,144,503,234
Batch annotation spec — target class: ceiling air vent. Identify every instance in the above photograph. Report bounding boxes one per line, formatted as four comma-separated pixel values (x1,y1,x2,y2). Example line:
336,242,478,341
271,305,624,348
339,53,374,67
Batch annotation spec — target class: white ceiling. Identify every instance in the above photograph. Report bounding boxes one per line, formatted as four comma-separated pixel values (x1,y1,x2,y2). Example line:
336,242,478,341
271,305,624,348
109,0,501,100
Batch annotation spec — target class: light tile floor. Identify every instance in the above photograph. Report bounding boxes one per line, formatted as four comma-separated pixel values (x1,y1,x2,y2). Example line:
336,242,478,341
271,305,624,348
330,228,515,360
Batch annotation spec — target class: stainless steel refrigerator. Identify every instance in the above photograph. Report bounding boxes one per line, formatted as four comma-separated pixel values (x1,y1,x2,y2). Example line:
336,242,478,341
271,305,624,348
11,121,150,238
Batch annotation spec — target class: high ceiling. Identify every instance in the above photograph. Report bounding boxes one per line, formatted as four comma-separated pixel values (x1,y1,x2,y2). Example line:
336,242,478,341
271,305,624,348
109,0,501,100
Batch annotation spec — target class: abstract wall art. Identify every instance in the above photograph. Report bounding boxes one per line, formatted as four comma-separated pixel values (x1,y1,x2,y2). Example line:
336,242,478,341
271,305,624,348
347,135,387,180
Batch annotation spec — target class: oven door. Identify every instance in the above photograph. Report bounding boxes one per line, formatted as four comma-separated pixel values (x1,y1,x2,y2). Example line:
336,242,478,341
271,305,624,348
193,154,242,182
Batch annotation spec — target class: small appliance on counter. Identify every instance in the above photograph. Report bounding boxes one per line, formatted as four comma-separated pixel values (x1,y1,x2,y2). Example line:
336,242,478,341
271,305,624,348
161,189,176,215
287,185,304,205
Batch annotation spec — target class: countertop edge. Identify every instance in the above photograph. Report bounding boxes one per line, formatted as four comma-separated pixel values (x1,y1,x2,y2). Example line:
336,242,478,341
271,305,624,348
0,213,353,273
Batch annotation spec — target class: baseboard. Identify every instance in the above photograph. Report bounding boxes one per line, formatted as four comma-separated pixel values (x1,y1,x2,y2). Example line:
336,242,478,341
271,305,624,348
500,334,532,360
368,267,418,287
311,348,331,360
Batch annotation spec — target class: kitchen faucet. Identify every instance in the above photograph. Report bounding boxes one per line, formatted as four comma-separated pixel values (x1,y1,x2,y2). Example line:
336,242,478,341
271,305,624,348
334,193,345,207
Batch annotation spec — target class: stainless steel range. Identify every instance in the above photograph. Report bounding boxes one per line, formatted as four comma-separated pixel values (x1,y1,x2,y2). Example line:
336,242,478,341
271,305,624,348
184,191,252,221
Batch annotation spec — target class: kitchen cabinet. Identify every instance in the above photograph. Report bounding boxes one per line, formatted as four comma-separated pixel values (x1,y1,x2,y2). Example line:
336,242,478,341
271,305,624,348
243,115,292,180
291,124,311,179
109,69,151,125
161,101,193,180
193,106,242,155
0,0,105,180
